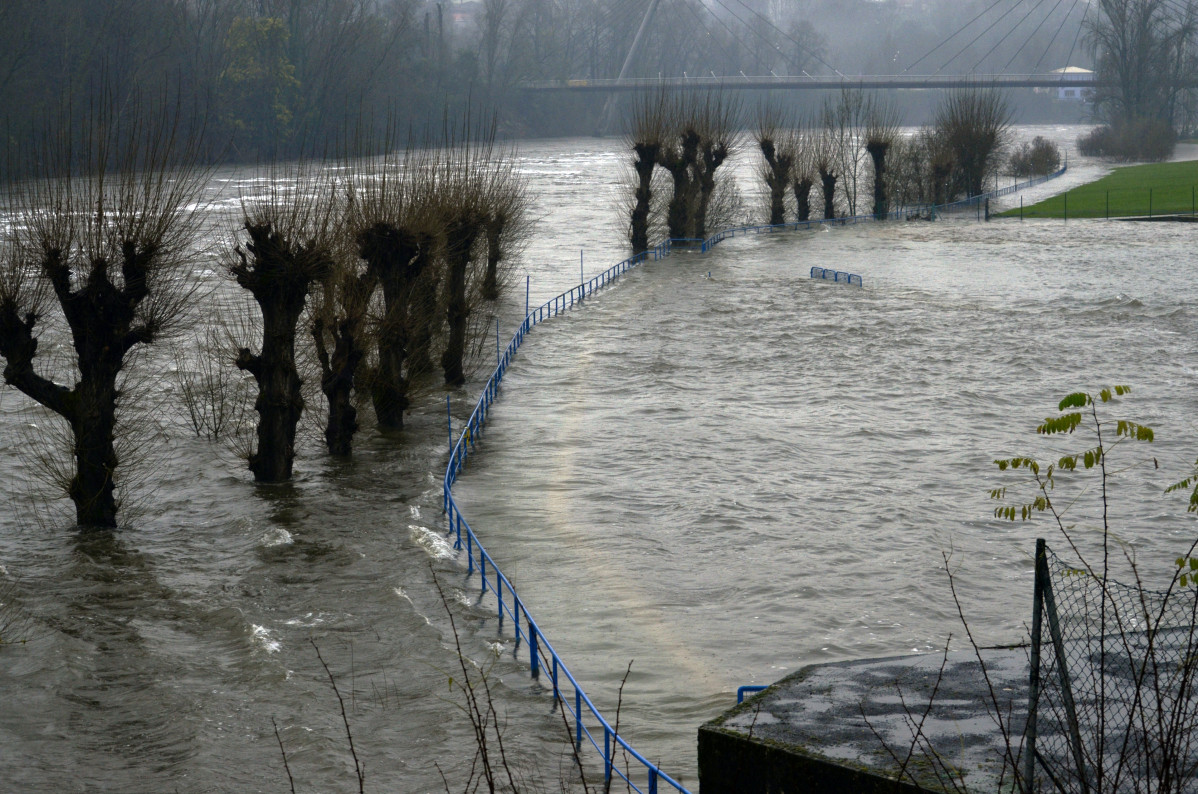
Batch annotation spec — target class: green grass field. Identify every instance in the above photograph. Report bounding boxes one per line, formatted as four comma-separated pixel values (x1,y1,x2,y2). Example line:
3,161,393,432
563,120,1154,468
998,159,1198,219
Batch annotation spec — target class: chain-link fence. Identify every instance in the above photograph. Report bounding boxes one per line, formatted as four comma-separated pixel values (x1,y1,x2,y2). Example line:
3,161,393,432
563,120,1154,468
1026,539,1198,793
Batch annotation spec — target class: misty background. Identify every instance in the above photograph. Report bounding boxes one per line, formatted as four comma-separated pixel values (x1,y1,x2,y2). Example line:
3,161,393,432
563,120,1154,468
0,0,1094,161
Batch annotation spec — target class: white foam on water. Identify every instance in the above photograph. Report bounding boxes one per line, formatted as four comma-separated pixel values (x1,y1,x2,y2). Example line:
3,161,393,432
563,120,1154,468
251,624,280,654
259,528,294,548
410,525,454,560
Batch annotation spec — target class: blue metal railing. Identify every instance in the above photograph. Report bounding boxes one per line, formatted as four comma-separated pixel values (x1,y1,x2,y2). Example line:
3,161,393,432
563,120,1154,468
439,162,1069,791
443,244,685,794
810,267,862,286
737,685,770,704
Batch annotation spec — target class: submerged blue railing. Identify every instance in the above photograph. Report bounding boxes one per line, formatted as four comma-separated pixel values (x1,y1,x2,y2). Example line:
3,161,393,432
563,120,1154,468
439,162,1070,792
810,267,862,286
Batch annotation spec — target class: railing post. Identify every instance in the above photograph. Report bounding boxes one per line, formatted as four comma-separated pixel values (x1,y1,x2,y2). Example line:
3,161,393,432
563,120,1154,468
467,532,474,574
455,512,462,550
649,768,658,794
480,555,487,592
497,578,504,626
575,688,583,749
530,619,539,678
604,727,612,783
553,657,560,702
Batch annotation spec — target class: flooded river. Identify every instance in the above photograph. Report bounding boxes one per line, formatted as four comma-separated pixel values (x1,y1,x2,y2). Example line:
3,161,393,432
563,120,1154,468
2,127,1197,792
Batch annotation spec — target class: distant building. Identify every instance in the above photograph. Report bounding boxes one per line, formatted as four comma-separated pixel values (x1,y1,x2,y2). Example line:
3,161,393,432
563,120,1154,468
1048,66,1095,102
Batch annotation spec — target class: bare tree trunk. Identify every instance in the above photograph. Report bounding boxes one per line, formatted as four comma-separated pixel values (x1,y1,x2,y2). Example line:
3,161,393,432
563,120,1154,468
866,140,890,219
630,143,657,252
760,138,792,226
311,261,376,455
481,212,505,301
359,224,428,430
819,166,837,220
407,266,440,379
1,244,162,527
233,221,331,483
441,215,481,387
659,128,700,240
793,176,813,222
694,140,730,239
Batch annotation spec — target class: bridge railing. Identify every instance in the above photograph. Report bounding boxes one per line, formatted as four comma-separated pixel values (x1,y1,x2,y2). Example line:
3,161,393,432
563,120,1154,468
440,159,1068,793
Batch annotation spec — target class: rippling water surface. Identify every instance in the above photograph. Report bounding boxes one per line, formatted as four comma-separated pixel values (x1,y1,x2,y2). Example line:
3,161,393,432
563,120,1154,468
2,127,1197,791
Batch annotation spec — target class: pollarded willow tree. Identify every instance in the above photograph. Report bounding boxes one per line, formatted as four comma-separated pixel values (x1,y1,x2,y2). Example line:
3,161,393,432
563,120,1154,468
864,97,902,219
435,125,525,387
792,121,818,223
228,164,337,482
626,91,669,254
0,108,208,527
755,104,797,227
624,90,741,247
340,142,439,435
932,87,1012,199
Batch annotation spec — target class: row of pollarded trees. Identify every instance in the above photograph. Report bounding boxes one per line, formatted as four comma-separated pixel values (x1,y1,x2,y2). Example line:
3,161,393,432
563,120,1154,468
754,90,903,226
752,88,1013,228
230,128,527,483
626,92,743,253
624,87,1012,249
0,111,527,528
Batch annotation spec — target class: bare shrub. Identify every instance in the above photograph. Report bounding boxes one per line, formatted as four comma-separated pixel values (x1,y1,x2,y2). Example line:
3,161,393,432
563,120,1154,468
931,87,1012,199
173,326,253,442
1077,118,1177,162
1008,136,1063,176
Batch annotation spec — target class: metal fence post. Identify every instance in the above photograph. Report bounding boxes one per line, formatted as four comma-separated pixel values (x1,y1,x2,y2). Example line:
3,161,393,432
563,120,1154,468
575,688,583,749
530,619,539,678
1041,545,1088,789
1024,538,1046,793
604,727,612,783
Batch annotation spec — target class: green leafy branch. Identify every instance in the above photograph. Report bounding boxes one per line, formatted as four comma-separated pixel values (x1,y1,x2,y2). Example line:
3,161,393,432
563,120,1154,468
989,386,1153,572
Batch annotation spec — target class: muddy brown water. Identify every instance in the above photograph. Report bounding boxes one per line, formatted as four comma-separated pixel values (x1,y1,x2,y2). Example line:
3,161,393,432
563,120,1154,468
2,128,1197,792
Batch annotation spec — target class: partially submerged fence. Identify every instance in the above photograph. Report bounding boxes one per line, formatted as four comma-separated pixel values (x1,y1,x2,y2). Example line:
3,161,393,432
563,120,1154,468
439,164,1071,794
810,267,862,286
1025,538,1198,793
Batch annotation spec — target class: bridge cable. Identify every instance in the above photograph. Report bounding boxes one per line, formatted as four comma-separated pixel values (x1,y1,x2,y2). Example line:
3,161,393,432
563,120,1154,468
1059,0,1090,72
708,0,794,68
1031,0,1081,73
902,0,1009,73
1001,0,1068,73
682,0,743,71
727,0,844,75
938,1,1028,73
970,0,1051,73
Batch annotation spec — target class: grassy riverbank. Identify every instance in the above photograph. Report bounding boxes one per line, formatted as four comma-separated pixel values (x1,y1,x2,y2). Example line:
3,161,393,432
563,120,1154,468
1000,159,1198,219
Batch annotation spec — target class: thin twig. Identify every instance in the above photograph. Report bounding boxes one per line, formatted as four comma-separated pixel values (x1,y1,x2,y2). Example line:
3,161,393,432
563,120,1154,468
311,638,366,794
272,717,296,794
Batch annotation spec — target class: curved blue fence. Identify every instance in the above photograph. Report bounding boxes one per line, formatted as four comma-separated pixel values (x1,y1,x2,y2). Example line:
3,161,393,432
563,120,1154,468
439,162,1069,793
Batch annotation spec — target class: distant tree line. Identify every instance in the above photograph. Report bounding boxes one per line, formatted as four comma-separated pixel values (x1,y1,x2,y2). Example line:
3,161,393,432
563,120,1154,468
623,86,1018,245
0,0,1134,168
1082,0,1198,160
